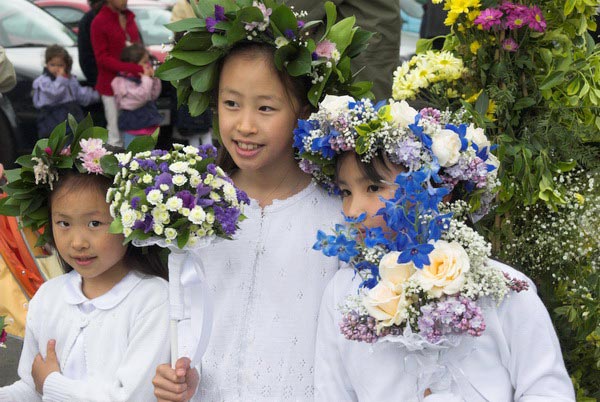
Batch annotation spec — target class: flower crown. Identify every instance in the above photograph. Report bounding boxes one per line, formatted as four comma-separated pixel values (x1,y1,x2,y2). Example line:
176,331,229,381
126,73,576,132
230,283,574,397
0,116,157,245
293,95,500,216
156,0,373,116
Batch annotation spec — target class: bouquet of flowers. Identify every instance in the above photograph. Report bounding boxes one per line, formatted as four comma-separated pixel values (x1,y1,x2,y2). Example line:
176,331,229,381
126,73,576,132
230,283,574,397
106,143,249,366
107,143,249,248
294,95,500,217
0,316,7,349
314,168,529,346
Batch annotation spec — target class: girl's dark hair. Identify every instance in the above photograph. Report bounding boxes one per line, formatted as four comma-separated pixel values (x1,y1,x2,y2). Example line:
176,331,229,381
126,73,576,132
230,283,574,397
120,43,148,64
214,41,314,174
48,172,168,281
45,44,73,74
335,151,397,184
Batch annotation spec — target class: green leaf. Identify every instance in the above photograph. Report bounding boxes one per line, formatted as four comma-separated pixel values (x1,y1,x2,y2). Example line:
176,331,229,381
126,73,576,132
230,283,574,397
28,206,49,221
345,28,373,58
539,71,566,90
188,92,210,116
67,114,78,136
355,135,368,154
226,20,246,44
100,154,119,176
109,218,124,234
165,17,206,32
177,228,191,249
0,197,20,216
274,44,297,71
174,32,213,51
270,4,297,33
563,0,576,16
55,156,74,168
513,97,536,110
415,37,435,53
156,58,199,81
286,47,312,76
211,33,229,48
48,121,66,152
237,6,264,24
127,135,159,156
327,16,355,54
15,155,34,169
323,1,336,38
74,113,93,137
190,63,218,92
169,50,222,66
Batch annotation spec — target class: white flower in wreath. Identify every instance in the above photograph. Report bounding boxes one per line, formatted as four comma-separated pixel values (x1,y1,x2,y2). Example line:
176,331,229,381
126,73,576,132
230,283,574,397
389,100,418,129
319,95,354,117
465,124,491,152
165,196,183,212
121,209,137,229
165,228,177,240
415,240,470,298
147,189,163,205
431,129,462,167
169,161,188,174
172,174,187,187
188,206,206,225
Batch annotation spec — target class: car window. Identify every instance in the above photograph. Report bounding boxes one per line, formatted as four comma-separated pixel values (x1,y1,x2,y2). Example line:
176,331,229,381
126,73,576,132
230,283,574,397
0,0,76,48
45,6,85,27
131,7,173,46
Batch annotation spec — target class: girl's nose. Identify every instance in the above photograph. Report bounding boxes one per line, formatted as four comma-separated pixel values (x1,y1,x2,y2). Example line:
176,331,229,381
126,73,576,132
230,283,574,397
345,198,366,221
236,110,257,135
70,232,90,250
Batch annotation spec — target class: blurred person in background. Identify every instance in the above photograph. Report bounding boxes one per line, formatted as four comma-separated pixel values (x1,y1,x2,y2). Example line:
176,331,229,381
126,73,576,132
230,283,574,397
417,0,450,50
0,46,16,93
78,0,106,87
91,0,144,146
288,0,400,100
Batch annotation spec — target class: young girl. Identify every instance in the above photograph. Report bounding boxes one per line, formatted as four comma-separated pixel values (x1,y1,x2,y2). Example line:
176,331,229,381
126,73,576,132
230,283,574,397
0,137,170,401
33,45,100,138
111,44,162,148
294,97,575,401
151,1,372,399
91,0,146,146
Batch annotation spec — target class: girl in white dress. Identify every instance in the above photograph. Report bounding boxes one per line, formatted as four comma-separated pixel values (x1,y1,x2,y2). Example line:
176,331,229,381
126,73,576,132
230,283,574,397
0,144,170,401
151,1,373,400
293,96,575,401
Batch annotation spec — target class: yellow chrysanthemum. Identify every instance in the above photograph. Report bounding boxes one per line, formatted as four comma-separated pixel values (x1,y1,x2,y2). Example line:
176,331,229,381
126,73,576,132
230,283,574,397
486,99,497,121
447,88,460,98
470,41,481,54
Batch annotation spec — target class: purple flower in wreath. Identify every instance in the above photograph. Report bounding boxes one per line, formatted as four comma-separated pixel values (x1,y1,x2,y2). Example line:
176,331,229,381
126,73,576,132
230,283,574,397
206,5,226,33
474,8,503,30
133,214,154,233
176,190,196,209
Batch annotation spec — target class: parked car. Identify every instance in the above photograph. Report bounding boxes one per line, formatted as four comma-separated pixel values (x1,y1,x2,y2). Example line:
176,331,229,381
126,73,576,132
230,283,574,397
35,0,173,62
0,0,173,167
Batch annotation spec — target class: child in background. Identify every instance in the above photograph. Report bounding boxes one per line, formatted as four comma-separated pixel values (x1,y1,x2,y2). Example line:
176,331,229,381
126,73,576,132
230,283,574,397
151,1,373,400
293,96,575,401
33,45,99,138
0,133,170,401
111,44,162,147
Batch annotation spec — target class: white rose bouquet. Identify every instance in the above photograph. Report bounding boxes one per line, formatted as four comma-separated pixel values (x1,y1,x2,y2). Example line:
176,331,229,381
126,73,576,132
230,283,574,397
314,166,529,346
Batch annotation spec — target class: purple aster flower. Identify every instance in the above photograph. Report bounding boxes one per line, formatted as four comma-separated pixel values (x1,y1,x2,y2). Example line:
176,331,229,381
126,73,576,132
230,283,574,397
206,163,217,175
155,172,173,187
474,8,503,30
236,188,250,205
505,6,529,30
527,6,546,32
158,162,169,173
502,38,519,52
198,144,217,159
214,205,241,236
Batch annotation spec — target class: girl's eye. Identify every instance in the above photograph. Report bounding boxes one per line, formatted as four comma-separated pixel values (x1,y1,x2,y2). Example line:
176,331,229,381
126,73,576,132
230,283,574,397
367,184,380,193
55,221,69,228
339,189,351,198
223,100,237,108
259,105,275,112
88,221,102,228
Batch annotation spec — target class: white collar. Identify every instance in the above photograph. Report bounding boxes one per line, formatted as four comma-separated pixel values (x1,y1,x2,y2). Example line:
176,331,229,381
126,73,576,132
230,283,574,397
63,270,143,310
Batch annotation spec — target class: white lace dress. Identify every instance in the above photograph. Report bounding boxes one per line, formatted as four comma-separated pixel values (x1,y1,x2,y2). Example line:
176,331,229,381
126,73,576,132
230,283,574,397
182,182,342,401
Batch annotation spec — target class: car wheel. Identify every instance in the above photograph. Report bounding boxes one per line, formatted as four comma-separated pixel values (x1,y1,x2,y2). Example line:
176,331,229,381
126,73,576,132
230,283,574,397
0,111,17,169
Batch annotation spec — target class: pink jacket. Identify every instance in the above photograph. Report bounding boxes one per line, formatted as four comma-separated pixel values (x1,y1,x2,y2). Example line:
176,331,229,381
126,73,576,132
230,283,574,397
111,75,161,111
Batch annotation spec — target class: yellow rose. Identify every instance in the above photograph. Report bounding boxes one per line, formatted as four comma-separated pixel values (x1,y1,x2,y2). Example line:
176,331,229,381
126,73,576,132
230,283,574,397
379,251,417,292
416,240,470,297
362,281,408,328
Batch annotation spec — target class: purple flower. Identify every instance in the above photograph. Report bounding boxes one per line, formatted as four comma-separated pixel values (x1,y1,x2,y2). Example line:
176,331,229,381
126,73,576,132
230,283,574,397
473,8,503,30
158,162,169,173
297,20,305,28
206,5,226,33
198,144,217,159
206,163,217,175
155,172,173,187
214,206,241,236
176,190,196,209
418,296,486,343
130,196,141,209
505,5,529,30
133,214,154,233
151,149,168,157
527,6,546,32
0,329,6,344
502,38,519,52
284,29,295,39
236,188,250,205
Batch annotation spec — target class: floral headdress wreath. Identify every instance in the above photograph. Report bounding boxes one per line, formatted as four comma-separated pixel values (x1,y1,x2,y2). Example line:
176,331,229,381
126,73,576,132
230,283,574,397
293,95,500,217
156,0,374,117
0,116,157,245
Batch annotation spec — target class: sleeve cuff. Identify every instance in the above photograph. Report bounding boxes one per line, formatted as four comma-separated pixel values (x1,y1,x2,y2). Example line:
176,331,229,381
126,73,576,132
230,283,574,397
41,372,76,402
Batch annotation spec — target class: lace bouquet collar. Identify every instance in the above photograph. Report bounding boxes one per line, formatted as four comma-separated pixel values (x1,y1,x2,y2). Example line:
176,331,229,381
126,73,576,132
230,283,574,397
313,167,529,346
294,95,501,218
156,0,374,115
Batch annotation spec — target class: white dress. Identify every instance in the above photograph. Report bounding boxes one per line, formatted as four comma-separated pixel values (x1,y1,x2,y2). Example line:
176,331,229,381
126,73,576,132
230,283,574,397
315,260,575,402
184,182,342,401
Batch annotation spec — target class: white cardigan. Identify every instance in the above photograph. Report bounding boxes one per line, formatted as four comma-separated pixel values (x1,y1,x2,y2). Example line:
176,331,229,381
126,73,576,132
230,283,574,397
0,270,170,402
315,260,575,402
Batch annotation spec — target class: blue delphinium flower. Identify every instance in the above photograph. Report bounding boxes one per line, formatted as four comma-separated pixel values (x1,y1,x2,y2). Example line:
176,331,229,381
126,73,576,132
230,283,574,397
313,230,337,257
332,234,359,263
397,243,435,268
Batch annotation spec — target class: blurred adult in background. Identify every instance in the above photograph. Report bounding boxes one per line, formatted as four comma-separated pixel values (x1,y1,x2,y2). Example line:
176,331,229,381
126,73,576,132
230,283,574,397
78,0,106,86
288,0,400,100
170,0,214,147
417,0,450,50
0,46,16,93
91,0,144,146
